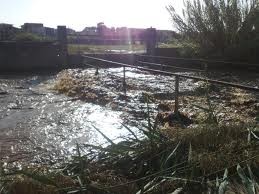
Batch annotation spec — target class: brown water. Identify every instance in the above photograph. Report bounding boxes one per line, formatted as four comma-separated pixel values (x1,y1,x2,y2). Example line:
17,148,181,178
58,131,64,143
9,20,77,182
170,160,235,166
0,68,258,164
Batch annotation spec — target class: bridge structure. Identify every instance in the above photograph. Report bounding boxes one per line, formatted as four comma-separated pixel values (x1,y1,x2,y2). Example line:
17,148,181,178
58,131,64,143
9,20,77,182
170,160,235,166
1,25,258,76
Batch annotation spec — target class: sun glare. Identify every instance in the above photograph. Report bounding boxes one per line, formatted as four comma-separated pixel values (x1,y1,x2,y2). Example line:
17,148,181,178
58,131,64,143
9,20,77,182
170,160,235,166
0,0,182,30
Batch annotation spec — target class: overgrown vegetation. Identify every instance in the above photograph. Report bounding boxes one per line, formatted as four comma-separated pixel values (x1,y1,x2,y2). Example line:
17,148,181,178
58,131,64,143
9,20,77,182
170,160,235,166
68,44,145,54
167,0,259,61
0,114,258,193
14,32,52,42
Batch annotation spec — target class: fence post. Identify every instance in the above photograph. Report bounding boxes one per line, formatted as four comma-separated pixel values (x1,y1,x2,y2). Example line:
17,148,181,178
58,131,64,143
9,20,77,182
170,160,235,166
123,66,127,95
161,64,164,71
133,54,137,66
174,75,179,113
95,67,99,75
145,28,157,56
204,63,208,73
57,26,68,66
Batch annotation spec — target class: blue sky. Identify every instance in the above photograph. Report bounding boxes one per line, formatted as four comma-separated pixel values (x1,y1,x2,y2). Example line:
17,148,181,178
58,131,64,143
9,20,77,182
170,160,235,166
0,0,183,31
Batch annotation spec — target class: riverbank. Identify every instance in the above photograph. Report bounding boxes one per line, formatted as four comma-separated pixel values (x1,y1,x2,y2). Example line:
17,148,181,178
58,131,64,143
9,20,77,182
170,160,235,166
0,68,258,193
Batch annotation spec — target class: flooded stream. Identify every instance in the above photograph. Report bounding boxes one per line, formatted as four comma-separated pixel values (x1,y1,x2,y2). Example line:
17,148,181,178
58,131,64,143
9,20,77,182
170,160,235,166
0,67,258,164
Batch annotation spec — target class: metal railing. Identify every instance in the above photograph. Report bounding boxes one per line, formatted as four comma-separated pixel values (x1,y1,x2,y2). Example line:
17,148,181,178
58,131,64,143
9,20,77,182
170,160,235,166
137,60,205,72
136,54,259,68
82,55,259,113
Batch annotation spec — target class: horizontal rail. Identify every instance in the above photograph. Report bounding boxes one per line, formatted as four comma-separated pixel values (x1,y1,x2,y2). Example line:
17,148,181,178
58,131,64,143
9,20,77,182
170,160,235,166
82,55,259,92
136,54,259,67
138,61,205,72
83,63,97,68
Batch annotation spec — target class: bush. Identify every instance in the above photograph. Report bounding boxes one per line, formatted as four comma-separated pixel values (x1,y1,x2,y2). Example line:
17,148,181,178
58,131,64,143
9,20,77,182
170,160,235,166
167,0,259,60
15,32,43,41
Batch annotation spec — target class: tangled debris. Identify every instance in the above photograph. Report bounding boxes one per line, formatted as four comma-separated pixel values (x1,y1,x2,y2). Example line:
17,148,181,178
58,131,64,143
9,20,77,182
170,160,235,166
52,68,259,126
53,69,114,106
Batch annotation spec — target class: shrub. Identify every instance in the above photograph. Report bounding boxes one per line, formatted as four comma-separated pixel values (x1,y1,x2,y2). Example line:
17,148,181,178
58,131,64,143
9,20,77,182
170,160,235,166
167,0,259,60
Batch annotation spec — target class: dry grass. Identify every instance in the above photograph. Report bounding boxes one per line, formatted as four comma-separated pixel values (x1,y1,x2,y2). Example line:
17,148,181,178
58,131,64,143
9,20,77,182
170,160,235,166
162,123,259,175
8,177,58,194
1,122,259,193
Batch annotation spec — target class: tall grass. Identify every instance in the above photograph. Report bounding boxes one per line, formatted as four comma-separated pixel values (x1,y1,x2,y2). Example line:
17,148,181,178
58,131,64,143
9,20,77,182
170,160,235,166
1,118,258,193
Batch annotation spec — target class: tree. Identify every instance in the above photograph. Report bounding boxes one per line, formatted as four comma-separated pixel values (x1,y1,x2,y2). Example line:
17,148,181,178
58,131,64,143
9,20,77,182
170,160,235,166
167,0,259,57
15,32,43,41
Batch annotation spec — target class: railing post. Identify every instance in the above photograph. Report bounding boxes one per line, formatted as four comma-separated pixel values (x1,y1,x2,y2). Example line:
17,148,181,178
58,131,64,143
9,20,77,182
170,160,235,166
204,63,208,72
174,75,179,113
145,28,157,56
95,67,99,75
57,26,68,67
123,66,127,95
133,54,137,66
161,64,164,71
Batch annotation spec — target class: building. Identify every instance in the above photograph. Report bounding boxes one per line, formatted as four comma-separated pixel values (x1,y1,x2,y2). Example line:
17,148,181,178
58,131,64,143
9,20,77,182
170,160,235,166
66,28,76,35
45,27,56,38
22,23,45,36
157,30,178,43
80,27,98,36
0,23,17,41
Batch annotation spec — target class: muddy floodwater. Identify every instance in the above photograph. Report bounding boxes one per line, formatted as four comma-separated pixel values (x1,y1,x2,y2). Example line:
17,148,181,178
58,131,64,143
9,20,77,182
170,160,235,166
0,68,258,164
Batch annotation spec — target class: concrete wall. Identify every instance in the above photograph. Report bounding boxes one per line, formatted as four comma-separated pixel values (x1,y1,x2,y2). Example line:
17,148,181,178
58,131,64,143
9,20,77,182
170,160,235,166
77,53,136,68
143,54,259,72
152,48,259,72
2,41,256,73
0,41,66,72
154,48,179,57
